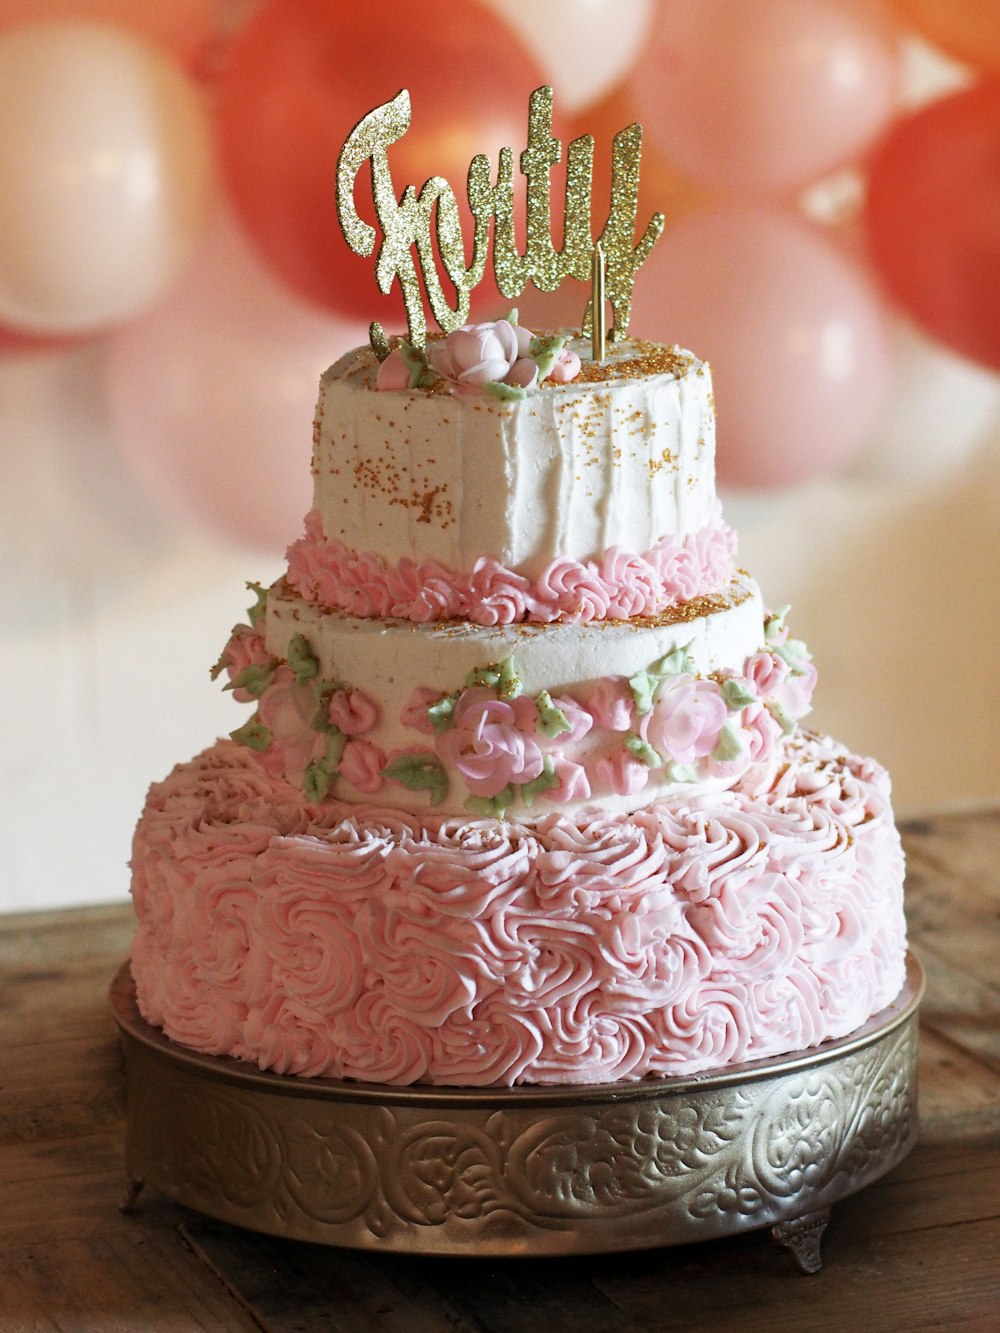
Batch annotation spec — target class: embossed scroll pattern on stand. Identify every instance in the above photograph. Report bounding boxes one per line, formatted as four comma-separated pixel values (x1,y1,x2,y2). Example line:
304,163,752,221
336,86,664,358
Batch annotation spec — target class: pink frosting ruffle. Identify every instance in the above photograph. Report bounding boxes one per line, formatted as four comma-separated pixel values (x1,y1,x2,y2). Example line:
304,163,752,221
285,510,738,625
130,732,907,1088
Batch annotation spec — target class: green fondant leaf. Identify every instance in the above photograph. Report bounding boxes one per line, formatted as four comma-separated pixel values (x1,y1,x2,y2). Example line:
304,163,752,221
303,762,333,803
766,700,797,736
287,633,319,684
466,664,501,689
400,339,436,389
504,308,519,326
324,729,347,769
497,656,522,700
624,734,661,767
246,582,268,628
721,677,756,710
529,333,567,380
535,689,571,738
520,756,559,807
209,644,229,681
764,605,791,643
629,669,657,716
484,380,528,403
775,638,811,675
427,692,458,734
382,753,448,807
230,715,271,753
309,681,336,732
224,661,278,698
712,722,745,763
651,643,695,677
665,761,697,784
464,784,516,818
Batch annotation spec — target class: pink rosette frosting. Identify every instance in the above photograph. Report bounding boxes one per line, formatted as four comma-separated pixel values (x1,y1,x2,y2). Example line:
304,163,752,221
284,512,738,625
130,730,907,1088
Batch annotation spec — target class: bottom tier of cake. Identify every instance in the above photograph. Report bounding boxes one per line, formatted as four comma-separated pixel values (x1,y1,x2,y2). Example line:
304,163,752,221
129,732,907,1088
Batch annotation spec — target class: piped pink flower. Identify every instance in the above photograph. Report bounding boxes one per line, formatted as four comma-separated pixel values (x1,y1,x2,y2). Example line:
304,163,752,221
338,739,386,793
327,687,378,736
436,686,544,798
641,676,728,765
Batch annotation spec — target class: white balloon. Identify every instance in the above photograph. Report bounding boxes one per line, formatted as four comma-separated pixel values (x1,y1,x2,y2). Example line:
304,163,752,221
0,21,212,334
856,320,1000,486
106,209,368,554
479,0,654,112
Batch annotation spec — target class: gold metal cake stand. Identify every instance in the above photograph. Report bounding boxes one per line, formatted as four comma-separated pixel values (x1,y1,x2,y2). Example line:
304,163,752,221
111,955,922,1273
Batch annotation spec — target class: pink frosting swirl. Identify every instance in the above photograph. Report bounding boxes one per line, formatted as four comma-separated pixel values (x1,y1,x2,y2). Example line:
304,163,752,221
130,731,907,1087
284,513,738,625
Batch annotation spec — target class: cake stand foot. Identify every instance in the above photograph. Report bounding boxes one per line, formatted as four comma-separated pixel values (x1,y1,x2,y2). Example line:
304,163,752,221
770,1208,830,1275
119,1176,145,1214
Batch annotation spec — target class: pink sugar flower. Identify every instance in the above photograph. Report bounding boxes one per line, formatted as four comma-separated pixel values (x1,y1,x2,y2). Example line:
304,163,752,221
547,345,581,383
641,676,728,765
587,678,634,732
338,739,386,793
436,686,544,798
429,320,535,394
256,666,327,783
592,748,649,798
327,687,378,736
375,346,411,391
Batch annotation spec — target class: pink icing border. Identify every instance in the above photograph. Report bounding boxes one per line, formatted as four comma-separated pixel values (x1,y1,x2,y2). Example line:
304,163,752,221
130,733,907,1089
285,510,738,625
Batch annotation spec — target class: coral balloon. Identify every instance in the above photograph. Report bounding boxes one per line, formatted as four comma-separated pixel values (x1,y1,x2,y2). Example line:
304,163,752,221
479,0,653,112
630,207,893,488
630,0,900,196
865,83,1000,372
892,0,1000,74
107,211,367,553
0,22,212,335
215,0,553,322
0,1,217,66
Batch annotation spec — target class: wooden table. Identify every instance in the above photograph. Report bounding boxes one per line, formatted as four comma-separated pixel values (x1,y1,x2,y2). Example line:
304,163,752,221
3,810,999,1331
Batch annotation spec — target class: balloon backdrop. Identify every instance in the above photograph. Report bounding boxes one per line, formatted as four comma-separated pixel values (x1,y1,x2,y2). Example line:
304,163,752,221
0,21,212,335
630,207,893,488
107,211,367,551
0,1,217,65
892,0,1000,74
0,0,996,507
630,0,900,197
216,0,555,323
479,0,654,112
865,81,1000,372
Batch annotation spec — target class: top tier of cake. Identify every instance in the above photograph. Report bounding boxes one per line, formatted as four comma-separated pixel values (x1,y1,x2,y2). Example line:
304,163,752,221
287,337,735,625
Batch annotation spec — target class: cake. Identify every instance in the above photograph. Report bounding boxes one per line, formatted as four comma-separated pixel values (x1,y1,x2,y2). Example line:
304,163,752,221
128,323,907,1087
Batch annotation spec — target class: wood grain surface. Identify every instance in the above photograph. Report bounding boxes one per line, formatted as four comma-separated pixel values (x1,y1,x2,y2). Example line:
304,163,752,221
2,810,998,1331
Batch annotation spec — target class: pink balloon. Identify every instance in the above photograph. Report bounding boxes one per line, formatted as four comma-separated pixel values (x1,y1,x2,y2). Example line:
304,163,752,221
107,211,368,552
630,207,893,488
630,0,900,196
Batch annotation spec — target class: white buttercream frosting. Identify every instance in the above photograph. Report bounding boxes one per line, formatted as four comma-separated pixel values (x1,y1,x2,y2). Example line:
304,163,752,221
311,339,717,578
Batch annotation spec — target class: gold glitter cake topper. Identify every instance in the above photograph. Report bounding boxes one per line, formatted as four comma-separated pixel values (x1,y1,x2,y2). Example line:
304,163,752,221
337,86,664,359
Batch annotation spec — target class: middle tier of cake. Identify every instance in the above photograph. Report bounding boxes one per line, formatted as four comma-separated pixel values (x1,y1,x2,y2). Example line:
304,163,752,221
216,574,817,819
